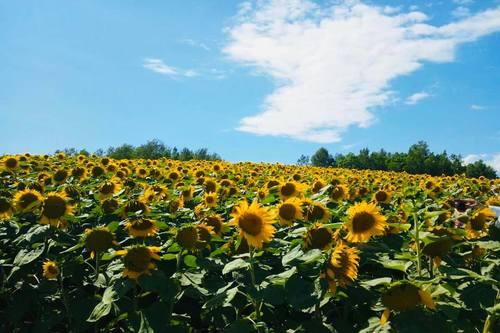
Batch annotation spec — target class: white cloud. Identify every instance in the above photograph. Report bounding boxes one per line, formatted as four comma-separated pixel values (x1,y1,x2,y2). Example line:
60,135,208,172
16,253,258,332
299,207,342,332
143,58,197,78
181,39,211,51
470,104,486,110
405,92,431,105
463,153,500,174
224,0,500,143
452,6,471,18
453,0,474,5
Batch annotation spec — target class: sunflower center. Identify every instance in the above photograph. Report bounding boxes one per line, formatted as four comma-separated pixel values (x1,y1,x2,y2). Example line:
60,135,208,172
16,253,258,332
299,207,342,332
307,227,332,249
279,204,296,221
205,181,216,193
206,196,215,204
85,229,114,253
239,212,263,236
176,226,199,249
131,218,154,231
206,216,222,233
351,212,376,233
5,158,18,169
100,183,115,195
375,191,388,202
43,196,67,219
330,187,344,200
124,248,152,272
280,183,296,197
125,200,147,215
47,265,59,275
19,192,40,209
470,216,485,231
308,205,326,221
102,199,118,214
0,198,11,213
382,284,421,311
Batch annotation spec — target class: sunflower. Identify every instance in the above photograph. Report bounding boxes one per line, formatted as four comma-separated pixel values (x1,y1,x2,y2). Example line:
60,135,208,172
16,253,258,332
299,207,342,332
380,282,435,326
181,186,194,202
311,179,326,193
373,190,391,204
84,227,116,258
278,181,303,200
465,207,495,239
203,192,218,208
0,197,13,219
330,185,348,202
204,179,218,193
101,198,119,215
71,166,87,180
204,214,225,235
277,198,303,226
13,189,43,213
230,200,276,249
3,156,19,170
40,192,74,229
52,169,68,185
344,201,387,243
324,242,360,293
169,197,184,213
196,224,215,249
304,223,334,250
176,225,201,250
97,180,122,201
303,200,331,223
116,246,161,280
123,199,149,217
42,260,59,280
125,217,159,238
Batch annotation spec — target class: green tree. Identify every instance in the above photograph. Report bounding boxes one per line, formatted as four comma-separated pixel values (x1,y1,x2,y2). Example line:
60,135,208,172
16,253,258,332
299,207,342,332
311,148,333,167
465,160,497,179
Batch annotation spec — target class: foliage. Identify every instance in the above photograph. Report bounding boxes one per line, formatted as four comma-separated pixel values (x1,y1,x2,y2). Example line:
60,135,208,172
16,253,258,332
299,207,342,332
305,141,497,178
0,153,499,332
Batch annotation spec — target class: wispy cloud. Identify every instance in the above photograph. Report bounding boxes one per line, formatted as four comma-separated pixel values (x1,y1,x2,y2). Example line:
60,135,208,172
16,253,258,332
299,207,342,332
453,0,474,5
452,6,471,18
463,153,500,175
470,104,486,110
405,92,431,105
181,39,211,51
224,0,500,143
143,58,198,78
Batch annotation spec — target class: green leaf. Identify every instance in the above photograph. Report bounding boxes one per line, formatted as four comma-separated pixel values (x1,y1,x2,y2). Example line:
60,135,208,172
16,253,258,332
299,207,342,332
87,302,112,322
361,277,392,288
13,245,45,266
285,275,316,310
222,258,249,275
183,255,197,268
282,245,303,266
225,319,256,333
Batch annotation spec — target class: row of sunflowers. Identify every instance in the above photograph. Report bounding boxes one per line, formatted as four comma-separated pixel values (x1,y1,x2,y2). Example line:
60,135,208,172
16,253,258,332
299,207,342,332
0,153,499,332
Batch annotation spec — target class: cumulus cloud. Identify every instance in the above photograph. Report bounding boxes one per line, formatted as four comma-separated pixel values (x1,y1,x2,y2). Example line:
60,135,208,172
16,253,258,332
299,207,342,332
224,0,500,143
405,92,431,105
143,58,198,77
463,153,500,174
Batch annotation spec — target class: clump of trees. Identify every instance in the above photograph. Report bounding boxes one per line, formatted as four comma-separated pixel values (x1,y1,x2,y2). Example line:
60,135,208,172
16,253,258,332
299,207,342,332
299,141,497,179
56,139,221,161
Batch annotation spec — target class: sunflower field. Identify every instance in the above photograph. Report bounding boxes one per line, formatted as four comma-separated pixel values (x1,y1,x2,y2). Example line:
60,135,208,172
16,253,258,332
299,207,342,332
0,153,499,333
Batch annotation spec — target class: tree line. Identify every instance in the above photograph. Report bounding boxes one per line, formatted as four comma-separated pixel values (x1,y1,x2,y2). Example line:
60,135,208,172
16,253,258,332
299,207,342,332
56,139,222,161
297,141,497,179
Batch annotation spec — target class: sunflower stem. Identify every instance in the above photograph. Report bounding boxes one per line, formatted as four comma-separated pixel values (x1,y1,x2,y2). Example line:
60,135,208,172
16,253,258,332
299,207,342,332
176,251,183,271
59,267,73,332
429,257,434,278
249,247,263,332
95,254,100,284
413,213,422,277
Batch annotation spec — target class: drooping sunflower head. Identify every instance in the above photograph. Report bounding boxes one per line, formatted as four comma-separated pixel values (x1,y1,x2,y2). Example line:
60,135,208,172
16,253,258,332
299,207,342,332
181,186,194,201
40,192,73,228
0,197,13,219
123,199,149,217
330,185,348,202
14,189,43,213
204,214,225,235
176,225,200,250
304,223,334,250
277,197,303,226
465,207,495,239
169,197,184,213
101,198,119,215
42,260,59,280
311,179,326,193
118,246,161,280
84,227,116,257
230,200,276,249
204,179,218,193
196,224,215,249
324,242,360,292
344,201,387,243
380,282,435,326
125,217,159,238
304,200,331,223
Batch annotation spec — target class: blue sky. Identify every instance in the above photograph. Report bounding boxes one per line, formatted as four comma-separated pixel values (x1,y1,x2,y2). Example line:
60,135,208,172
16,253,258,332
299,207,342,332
1,0,499,170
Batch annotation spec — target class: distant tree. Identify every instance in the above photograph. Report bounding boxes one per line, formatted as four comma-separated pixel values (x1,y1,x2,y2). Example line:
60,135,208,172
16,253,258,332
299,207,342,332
108,144,135,160
405,141,430,174
297,154,310,166
78,149,90,156
179,148,193,161
135,139,168,159
94,148,105,156
311,148,334,167
465,160,497,179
